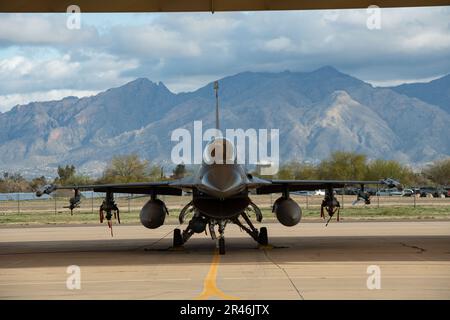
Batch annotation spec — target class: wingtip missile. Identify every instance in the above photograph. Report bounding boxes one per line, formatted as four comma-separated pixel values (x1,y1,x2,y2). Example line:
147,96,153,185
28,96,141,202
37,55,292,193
381,178,403,190
36,184,57,197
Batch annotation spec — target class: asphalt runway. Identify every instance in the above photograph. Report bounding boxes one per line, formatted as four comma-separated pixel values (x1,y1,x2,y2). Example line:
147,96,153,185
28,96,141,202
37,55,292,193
0,221,449,299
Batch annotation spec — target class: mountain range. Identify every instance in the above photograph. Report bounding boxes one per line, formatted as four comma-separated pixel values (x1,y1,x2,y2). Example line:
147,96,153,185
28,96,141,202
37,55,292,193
0,66,449,177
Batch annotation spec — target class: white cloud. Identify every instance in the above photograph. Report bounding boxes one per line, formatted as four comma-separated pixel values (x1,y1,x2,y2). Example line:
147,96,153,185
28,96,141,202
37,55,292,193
110,24,202,57
367,74,446,87
0,52,138,95
0,90,98,112
401,32,450,51
263,37,294,52
0,7,449,111
0,14,98,46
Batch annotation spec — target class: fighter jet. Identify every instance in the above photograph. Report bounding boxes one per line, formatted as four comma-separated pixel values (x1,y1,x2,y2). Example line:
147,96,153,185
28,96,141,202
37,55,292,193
37,81,401,254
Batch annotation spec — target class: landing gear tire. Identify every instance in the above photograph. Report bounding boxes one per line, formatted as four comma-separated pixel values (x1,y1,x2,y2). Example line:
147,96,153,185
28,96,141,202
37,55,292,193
173,228,183,247
219,237,226,255
258,227,268,246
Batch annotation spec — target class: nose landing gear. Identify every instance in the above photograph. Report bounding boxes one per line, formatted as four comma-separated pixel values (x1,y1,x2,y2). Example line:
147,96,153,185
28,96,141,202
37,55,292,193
217,220,227,255
218,237,226,255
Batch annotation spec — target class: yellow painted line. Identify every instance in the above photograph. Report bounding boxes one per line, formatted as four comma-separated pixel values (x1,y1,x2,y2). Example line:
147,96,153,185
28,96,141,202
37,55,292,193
195,249,239,300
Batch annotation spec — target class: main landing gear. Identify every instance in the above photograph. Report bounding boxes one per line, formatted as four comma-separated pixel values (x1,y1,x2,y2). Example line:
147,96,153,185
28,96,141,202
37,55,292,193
172,209,269,255
173,228,183,247
232,212,268,246
258,227,268,246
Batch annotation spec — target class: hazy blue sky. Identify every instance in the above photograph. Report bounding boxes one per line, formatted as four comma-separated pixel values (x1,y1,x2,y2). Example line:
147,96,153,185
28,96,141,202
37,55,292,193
0,7,449,112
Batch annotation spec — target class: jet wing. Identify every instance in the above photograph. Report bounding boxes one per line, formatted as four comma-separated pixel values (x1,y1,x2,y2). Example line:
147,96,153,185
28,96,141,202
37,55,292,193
36,178,197,197
254,178,401,194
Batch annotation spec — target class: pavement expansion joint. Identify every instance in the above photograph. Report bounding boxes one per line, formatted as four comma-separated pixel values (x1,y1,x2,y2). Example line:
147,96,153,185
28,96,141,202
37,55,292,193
399,242,427,254
143,246,186,252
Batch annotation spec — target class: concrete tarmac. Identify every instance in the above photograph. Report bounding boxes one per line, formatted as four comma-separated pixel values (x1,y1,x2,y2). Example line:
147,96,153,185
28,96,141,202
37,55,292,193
0,221,449,299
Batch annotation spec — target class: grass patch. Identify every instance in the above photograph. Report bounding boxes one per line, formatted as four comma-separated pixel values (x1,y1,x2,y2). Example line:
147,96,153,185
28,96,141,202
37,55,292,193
0,206,449,226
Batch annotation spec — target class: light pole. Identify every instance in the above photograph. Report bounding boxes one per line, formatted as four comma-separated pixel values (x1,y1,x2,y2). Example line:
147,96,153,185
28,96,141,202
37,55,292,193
214,81,219,130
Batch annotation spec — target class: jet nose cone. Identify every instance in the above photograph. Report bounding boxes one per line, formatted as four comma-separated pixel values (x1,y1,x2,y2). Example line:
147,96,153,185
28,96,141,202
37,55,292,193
201,167,243,197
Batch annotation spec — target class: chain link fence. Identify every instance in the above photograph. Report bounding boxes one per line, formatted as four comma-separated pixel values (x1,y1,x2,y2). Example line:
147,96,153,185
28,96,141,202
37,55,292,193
0,192,449,215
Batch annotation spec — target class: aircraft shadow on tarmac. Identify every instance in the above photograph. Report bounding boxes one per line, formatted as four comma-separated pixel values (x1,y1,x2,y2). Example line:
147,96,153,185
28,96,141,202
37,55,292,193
1,235,449,268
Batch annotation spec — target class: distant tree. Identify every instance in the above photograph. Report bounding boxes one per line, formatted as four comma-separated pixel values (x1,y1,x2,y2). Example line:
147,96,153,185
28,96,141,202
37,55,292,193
2,172,24,182
411,172,433,187
172,164,187,179
274,165,294,180
318,151,367,180
275,162,318,180
30,176,48,191
54,164,92,186
101,154,149,183
365,159,417,186
148,165,164,181
291,162,318,180
0,175,6,193
57,165,76,183
0,172,30,192
422,158,450,186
